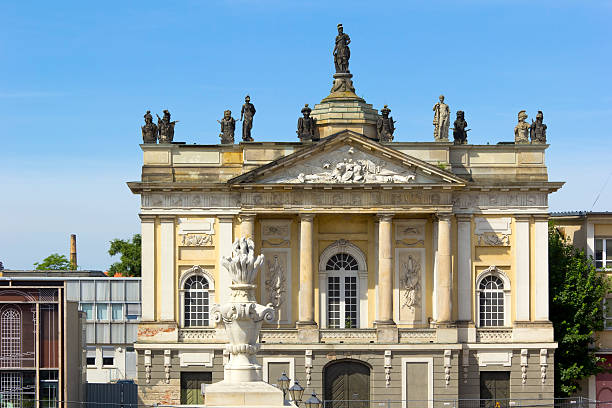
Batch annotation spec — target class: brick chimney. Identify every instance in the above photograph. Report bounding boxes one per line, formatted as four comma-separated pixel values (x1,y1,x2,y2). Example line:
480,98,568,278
70,234,77,270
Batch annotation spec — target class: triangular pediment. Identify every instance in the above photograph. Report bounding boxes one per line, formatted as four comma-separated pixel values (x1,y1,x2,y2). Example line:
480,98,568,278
229,131,465,186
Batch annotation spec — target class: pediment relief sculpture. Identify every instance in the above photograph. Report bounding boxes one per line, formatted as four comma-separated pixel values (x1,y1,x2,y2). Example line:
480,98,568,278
261,146,417,184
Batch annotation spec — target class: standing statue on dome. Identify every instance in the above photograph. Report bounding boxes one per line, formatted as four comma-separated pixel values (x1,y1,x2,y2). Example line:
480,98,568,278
333,24,351,73
240,95,256,142
377,105,395,142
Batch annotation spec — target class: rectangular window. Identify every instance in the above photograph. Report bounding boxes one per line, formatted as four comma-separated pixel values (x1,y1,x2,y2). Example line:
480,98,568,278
111,281,124,301
81,303,94,320
86,347,96,366
126,281,140,301
595,238,612,269
96,304,108,320
111,304,123,321
96,280,109,301
102,347,115,366
126,303,141,320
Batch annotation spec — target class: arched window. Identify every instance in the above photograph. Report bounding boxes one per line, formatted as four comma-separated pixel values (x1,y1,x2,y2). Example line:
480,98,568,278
1,307,21,368
477,274,506,327
183,275,210,327
326,253,359,329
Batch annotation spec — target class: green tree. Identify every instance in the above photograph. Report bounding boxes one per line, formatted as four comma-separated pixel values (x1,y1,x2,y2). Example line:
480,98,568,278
549,224,611,396
108,234,141,277
34,253,73,270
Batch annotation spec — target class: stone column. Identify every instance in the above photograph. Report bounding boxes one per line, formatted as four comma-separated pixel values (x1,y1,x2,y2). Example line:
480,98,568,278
217,215,234,304
298,214,317,342
140,215,156,321
159,216,175,321
377,214,394,324
534,215,549,321
240,213,256,240
298,214,315,325
456,214,472,323
376,214,397,343
515,215,531,321
436,214,453,324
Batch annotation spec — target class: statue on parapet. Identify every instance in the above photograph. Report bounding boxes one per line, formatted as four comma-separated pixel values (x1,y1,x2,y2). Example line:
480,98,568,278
530,110,547,144
297,104,318,142
333,24,351,73
452,111,469,144
142,110,158,144
157,110,178,143
514,110,530,144
433,95,450,141
377,105,395,142
240,95,256,142
219,110,236,144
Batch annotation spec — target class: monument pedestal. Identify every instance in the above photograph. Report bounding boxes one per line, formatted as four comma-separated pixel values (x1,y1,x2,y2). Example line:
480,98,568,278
205,380,288,408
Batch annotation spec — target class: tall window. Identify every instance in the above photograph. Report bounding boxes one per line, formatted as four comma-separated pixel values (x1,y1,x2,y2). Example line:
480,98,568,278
478,276,505,327
1,372,23,407
184,275,210,327
595,238,612,269
1,307,21,368
326,253,359,329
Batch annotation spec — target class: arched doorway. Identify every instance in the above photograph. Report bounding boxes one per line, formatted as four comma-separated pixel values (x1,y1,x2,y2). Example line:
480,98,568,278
324,360,370,408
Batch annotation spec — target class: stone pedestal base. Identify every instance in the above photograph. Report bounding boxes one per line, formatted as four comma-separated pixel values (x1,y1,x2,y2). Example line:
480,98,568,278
436,327,458,343
374,321,398,343
204,380,287,407
296,322,319,343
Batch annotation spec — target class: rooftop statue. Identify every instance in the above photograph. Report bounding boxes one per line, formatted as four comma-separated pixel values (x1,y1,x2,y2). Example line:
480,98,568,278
240,95,256,142
297,104,318,142
433,95,450,142
219,110,236,144
157,110,178,143
141,110,158,144
333,23,351,74
530,110,547,144
514,110,530,144
376,105,395,142
452,111,469,145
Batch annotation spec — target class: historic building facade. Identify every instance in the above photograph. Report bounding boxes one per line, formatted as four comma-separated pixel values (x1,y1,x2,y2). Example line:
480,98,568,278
130,25,561,407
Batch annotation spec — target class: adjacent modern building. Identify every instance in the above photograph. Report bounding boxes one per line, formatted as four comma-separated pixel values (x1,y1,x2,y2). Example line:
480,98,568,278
128,28,562,408
1,271,142,384
550,211,612,401
0,273,85,408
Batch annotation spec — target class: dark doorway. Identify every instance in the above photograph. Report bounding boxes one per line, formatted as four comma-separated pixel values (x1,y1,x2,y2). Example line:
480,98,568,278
181,372,212,405
324,360,370,408
480,371,510,408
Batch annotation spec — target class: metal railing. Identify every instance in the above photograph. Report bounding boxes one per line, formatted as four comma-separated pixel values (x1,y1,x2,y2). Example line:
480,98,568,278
318,398,600,408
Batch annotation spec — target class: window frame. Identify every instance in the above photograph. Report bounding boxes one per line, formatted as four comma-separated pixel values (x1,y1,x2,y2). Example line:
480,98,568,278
179,266,216,329
595,237,612,270
475,266,511,328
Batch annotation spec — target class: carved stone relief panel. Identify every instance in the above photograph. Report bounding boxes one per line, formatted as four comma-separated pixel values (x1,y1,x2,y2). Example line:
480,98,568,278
261,219,292,246
452,192,547,212
261,248,292,324
474,217,511,247
394,248,426,324
395,220,426,246
178,218,215,247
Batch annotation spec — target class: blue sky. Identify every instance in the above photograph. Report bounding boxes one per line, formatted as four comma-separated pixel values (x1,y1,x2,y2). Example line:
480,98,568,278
1,0,611,270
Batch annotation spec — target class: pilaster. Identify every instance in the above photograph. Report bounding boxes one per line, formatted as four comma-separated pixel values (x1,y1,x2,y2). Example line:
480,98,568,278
217,215,234,304
159,216,175,321
140,215,156,322
515,215,531,322
534,214,549,321
456,214,472,323
239,213,256,240
436,213,453,325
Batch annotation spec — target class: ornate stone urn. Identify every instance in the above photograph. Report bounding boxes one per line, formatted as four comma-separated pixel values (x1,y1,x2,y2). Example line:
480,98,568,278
212,237,275,383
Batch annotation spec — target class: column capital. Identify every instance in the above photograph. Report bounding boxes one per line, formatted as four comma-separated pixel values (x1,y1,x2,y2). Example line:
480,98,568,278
514,214,532,222
159,216,175,223
455,214,472,222
139,214,156,222
533,214,549,222
217,215,235,223
377,213,394,222
238,213,256,223
436,212,453,222
299,213,315,222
